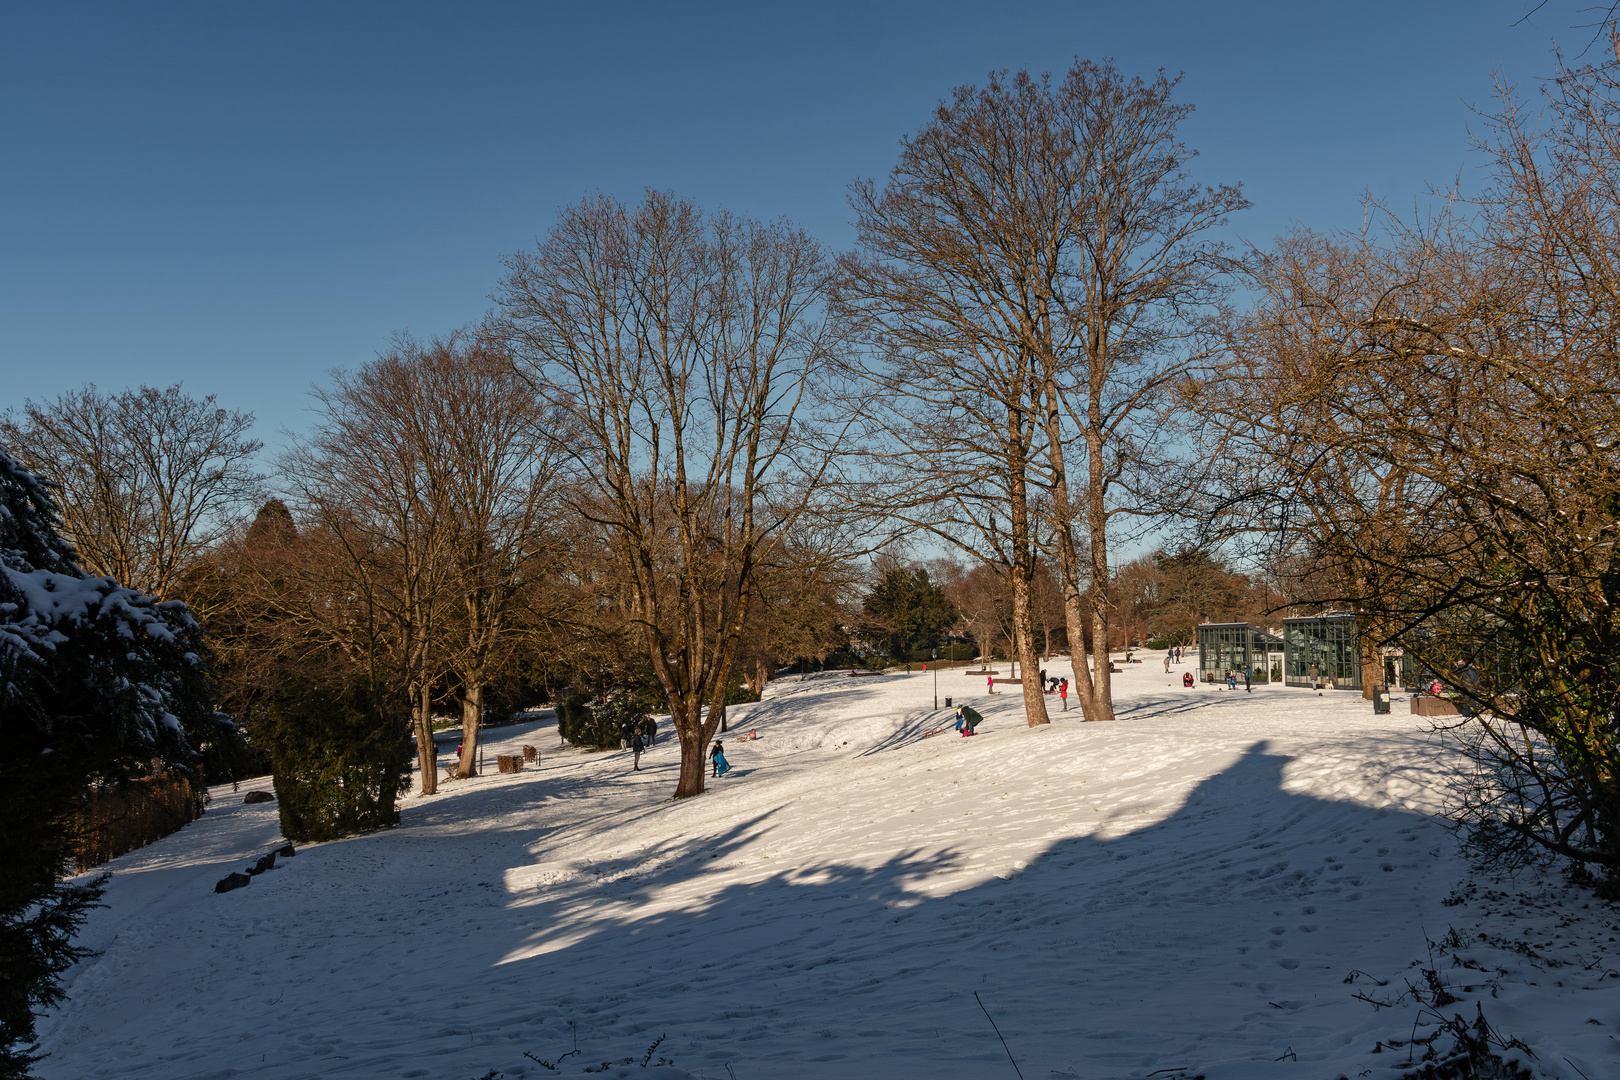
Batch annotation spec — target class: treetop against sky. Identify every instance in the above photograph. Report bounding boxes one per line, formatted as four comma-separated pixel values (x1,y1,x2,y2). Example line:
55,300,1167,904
0,1,1589,452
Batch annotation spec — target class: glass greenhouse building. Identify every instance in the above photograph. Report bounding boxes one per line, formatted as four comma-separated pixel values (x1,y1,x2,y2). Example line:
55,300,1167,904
1196,622,1286,683
1283,614,1362,690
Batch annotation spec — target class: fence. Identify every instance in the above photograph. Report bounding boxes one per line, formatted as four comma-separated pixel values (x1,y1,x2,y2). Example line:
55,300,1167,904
73,773,204,872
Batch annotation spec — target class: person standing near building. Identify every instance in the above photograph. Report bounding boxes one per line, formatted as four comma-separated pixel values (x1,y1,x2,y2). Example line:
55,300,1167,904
1309,662,1322,695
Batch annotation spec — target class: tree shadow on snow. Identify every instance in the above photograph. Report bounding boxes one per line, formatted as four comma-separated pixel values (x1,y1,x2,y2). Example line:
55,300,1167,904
456,741,1454,1080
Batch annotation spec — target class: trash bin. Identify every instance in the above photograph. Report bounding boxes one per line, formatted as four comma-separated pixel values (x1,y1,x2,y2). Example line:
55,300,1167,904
944,697,952,709
1372,685,1391,714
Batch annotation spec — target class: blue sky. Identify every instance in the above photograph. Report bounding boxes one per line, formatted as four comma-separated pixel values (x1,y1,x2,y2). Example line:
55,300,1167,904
0,1,1595,452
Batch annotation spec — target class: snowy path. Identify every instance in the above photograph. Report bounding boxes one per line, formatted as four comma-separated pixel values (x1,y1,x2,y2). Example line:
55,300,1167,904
34,660,1620,1079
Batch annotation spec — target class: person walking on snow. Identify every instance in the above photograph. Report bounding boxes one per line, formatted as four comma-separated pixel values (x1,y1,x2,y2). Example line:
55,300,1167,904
710,740,730,778
1164,653,1172,674
987,672,995,695
631,730,644,770
1059,677,1068,712
1243,668,1252,693
1309,662,1322,695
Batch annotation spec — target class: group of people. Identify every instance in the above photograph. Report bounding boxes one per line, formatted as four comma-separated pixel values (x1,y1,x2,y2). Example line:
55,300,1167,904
619,716,658,770
617,718,742,779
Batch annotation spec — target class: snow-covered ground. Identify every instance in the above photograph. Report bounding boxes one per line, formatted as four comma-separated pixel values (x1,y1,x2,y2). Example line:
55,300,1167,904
35,656,1620,1079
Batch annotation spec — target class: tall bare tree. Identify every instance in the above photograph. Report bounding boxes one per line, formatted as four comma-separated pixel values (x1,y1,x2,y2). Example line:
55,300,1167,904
838,60,1244,725
281,360,454,795
380,330,562,779
496,190,843,799
2,384,263,600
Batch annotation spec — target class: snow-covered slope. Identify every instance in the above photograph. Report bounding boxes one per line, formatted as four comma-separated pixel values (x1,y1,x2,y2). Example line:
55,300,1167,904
35,658,1620,1079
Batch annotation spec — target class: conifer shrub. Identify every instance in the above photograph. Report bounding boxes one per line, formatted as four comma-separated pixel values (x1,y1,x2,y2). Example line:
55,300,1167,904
263,681,411,843
0,445,212,1078
555,693,591,746
557,694,649,749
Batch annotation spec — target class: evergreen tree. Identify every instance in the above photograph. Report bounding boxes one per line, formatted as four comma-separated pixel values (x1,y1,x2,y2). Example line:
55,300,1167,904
262,675,411,843
863,566,957,659
0,445,214,1078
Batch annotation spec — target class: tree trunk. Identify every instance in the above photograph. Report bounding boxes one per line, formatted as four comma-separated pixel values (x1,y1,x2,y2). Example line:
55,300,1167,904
1060,592,1099,722
1359,615,1385,700
672,700,708,799
1010,564,1051,726
1041,379,1115,723
456,680,483,777
414,682,437,795
1080,426,1117,721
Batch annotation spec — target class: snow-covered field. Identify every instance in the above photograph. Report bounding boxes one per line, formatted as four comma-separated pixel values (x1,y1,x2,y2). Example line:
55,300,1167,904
35,656,1620,1079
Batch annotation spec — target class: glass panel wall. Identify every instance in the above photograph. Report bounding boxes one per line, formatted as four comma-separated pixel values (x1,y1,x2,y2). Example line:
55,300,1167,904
1283,615,1362,690
1196,623,1286,683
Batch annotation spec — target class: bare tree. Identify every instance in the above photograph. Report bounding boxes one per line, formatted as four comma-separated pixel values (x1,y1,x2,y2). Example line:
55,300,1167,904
935,557,1012,664
379,330,562,779
281,361,455,796
1196,43,1620,886
735,538,856,694
1187,228,1443,696
838,60,1244,725
2,384,263,599
496,190,843,799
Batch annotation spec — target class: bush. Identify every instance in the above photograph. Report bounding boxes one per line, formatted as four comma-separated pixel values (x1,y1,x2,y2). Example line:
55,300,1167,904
555,693,590,746
722,680,759,705
1144,635,1173,650
559,694,649,750
263,682,411,843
